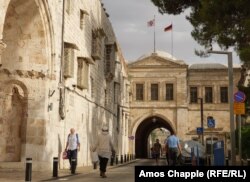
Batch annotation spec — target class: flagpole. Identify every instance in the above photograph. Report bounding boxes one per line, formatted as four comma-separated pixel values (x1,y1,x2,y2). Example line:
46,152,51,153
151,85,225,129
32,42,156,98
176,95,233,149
154,15,156,53
171,22,173,58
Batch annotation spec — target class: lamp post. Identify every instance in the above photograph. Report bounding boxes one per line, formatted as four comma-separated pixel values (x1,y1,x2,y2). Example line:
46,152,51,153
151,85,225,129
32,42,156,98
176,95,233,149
207,50,236,165
198,98,204,145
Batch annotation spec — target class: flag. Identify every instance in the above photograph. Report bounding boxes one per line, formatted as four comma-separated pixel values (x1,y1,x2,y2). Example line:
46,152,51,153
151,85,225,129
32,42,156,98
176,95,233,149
147,19,155,27
164,24,172,31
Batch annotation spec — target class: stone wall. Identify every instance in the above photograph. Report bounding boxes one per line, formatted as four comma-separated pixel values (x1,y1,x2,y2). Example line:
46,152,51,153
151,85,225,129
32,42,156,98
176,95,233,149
0,0,129,170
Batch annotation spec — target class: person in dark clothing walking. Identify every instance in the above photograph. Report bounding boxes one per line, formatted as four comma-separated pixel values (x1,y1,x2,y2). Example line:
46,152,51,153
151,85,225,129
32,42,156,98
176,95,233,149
153,139,162,165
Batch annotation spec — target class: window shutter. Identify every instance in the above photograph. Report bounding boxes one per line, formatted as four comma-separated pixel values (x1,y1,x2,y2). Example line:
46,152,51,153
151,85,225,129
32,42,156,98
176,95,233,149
64,48,74,78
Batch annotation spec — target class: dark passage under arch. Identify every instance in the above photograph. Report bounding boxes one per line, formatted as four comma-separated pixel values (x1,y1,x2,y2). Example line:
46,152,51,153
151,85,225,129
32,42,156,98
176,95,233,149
135,116,174,158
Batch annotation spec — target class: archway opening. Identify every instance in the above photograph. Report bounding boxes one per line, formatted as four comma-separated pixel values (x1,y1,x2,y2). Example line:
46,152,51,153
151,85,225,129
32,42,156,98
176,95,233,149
135,116,174,158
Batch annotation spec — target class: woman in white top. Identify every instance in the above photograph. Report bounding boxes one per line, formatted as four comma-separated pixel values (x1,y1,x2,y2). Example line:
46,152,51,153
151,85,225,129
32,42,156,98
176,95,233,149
93,126,115,178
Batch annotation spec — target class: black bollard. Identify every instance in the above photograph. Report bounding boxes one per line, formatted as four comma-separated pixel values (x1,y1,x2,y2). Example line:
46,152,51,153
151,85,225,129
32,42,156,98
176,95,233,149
71,158,76,174
225,157,229,166
247,159,250,166
115,155,118,165
93,162,97,169
53,157,58,177
124,154,127,163
110,155,114,166
25,158,32,182
121,155,123,164
208,156,211,166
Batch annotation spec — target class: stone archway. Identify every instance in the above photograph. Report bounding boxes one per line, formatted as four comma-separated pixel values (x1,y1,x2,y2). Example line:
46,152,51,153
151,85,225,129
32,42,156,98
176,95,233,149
135,116,174,158
0,81,28,162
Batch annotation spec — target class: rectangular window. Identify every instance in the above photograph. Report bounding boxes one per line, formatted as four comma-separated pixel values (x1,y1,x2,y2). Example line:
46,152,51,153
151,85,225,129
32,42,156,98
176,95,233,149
136,84,144,101
151,84,159,101
105,44,112,73
64,47,74,78
114,83,120,104
90,77,94,98
220,87,228,103
190,87,198,103
80,10,84,29
166,84,174,100
205,87,213,103
91,31,102,60
77,58,89,89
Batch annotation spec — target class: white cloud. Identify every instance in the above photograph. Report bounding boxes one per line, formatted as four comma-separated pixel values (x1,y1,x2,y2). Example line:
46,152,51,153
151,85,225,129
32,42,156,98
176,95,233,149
102,0,241,65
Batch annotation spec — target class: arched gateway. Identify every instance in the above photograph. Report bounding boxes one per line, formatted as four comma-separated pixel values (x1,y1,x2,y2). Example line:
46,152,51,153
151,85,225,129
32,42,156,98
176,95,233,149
135,116,174,158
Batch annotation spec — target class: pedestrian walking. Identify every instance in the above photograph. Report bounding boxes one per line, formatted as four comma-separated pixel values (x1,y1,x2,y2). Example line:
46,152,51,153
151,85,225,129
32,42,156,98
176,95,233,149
166,131,181,166
92,126,115,178
153,139,162,166
65,128,80,174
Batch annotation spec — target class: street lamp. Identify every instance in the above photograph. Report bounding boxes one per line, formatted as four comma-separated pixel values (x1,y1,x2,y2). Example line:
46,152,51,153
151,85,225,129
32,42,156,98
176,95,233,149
207,50,236,165
198,98,204,145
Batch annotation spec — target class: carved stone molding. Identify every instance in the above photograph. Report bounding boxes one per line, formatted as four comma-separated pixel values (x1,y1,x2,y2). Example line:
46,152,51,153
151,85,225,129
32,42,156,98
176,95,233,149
0,68,46,79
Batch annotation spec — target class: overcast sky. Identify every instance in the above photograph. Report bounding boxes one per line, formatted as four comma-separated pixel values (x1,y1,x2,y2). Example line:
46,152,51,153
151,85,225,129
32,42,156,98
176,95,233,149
102,0,241,66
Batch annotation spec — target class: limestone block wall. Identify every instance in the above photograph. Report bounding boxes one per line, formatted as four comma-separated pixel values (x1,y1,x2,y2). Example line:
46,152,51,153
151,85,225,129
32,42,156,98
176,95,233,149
187,68,241,145
0,0,128,170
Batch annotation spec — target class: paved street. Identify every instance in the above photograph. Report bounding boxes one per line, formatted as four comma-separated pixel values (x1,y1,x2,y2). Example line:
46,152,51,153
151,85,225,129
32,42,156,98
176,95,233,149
49,159,166,182
0,159,167,182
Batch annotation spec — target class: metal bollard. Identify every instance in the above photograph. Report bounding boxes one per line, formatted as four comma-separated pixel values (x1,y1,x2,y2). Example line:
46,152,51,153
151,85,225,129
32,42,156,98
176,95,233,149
124,154,127,163
225,157,229,166
121,155,123,164
110,155,114,166
115,155,118,165
53,157,58,177
71,159,76,174
25,158,32,182
241,159,244,166
93,162,97,169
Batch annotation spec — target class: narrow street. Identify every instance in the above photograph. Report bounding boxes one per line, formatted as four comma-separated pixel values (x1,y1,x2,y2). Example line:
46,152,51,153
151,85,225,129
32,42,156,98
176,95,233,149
46,159,166,182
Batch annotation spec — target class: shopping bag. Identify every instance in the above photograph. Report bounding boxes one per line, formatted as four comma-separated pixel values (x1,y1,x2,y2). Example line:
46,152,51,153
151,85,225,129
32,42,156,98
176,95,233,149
62,151,68,160
91,151,99,163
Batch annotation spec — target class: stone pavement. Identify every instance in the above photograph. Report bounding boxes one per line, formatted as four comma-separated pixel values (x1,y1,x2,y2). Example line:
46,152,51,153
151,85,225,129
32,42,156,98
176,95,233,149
0,160,138,182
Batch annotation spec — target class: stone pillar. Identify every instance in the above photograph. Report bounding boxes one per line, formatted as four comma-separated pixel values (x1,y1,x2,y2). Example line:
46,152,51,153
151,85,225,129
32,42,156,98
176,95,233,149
0,40,7,66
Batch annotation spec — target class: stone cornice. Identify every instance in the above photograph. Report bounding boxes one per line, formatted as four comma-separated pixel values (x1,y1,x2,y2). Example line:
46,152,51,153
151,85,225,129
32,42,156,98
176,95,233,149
0,68,51,80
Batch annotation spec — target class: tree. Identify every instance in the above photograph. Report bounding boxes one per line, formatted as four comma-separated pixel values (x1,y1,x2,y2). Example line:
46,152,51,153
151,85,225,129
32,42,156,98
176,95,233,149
151,0,250,65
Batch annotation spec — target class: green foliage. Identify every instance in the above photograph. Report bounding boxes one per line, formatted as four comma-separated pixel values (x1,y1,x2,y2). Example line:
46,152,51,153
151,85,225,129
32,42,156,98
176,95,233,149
151,0,250,64
241,125,250,158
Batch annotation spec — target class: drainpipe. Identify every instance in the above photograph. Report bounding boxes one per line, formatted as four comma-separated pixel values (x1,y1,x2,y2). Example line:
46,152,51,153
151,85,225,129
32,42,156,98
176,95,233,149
59,0,65,120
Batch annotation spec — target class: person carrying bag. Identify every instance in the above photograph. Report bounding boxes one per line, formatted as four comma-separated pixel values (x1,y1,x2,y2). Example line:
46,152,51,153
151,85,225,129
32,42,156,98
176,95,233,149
65,128,80,174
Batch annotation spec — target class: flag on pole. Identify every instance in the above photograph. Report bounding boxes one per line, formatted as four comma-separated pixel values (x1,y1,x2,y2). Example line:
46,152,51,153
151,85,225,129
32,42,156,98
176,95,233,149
147,19,155,27
164,24,172,31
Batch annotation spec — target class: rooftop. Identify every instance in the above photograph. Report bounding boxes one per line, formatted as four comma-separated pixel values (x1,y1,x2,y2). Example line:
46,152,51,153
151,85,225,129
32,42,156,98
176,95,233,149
189,63,227,69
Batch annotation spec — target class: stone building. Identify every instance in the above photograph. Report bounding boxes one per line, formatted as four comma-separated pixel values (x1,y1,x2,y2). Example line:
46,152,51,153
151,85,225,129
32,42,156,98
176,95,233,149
128,51,241,158
0,0,245,170
0,0,129,170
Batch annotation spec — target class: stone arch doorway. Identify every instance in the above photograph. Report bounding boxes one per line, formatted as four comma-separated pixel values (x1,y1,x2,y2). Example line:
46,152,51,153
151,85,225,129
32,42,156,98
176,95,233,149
0,81,28,162
135,116,174,158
